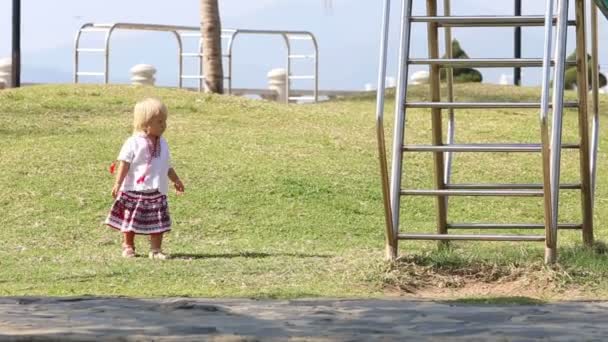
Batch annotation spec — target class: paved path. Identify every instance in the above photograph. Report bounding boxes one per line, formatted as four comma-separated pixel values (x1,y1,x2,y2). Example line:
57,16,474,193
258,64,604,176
0,297,607,341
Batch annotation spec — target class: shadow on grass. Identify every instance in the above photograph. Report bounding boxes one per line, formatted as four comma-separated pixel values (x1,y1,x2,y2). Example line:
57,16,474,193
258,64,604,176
169,252,332,260
393,240,608,270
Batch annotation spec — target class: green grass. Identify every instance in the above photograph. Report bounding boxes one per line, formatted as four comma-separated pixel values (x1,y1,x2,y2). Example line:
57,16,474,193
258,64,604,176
1,83,608,299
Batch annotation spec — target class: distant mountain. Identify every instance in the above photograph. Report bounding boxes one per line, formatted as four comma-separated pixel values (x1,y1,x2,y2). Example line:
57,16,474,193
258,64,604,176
22,65,72,84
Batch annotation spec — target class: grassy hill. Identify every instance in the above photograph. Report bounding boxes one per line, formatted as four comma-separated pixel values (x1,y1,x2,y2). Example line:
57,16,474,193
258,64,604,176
1,84,607,300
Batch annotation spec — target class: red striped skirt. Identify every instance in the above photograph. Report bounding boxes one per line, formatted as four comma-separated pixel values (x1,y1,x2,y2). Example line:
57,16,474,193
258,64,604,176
105,190,171,235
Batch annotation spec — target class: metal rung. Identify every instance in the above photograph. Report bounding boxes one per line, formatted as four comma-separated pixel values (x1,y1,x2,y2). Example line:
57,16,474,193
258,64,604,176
89,23,114,28
80,28,110,33
289,75,315,80
76,72,105,76
289,96,316,101
446,183,581,190
77,48,106,53
181,53,202,57
286,36,313,40
408,58,577,68
447,223,583,230
405,102,579,109
409,16,576,27
398,234,545,241
400,189,543,197
402,143,579,152
180,75,205,79
289,54,316,59
179,33,202,37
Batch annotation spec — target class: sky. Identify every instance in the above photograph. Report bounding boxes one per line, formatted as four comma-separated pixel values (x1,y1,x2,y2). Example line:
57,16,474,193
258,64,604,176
1,0,607,90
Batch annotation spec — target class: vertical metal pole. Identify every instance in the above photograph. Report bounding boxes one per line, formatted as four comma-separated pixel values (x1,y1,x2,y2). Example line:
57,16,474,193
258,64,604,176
199,36,204,91
74,27,83,84
443,0,455,190
282,34,291,104
376,0,397,261
540,0,556,264
312,35,320,103
590,2,600,207
11,0,21,88
227,32,237,95
103,27,115,84
574,0,594,246
389,0,414,244
548,0,571,263
514,0,522,86
174,32,183,89
427,0,448,239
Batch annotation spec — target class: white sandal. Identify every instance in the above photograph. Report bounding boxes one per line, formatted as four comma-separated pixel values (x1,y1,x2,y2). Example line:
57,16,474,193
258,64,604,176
149,249,168,260
122,245,135,258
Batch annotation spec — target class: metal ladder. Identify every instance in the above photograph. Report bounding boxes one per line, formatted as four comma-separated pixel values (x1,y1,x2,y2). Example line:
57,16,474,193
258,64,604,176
74,23,199,87
376,0,601,264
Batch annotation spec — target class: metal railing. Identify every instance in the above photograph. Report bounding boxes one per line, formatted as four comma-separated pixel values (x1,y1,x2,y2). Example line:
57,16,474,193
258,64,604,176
74,23,189,86
74,23,319,103
223,29,319,103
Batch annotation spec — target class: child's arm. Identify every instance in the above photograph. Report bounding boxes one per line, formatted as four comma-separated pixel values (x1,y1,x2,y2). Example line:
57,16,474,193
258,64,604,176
168,167,185,195
112,161,130,198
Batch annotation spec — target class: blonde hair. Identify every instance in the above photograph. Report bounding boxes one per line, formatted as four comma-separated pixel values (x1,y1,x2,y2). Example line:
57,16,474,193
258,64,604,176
132,98,168,133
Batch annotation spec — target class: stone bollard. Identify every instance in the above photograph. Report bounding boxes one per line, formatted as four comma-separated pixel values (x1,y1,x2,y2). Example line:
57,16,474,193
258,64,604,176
267,68,287,103
0,58,12,88
410,70,429,85
130,64,156,86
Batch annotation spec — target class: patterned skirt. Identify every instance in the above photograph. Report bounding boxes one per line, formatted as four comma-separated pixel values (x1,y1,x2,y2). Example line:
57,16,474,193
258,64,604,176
105,190,171,235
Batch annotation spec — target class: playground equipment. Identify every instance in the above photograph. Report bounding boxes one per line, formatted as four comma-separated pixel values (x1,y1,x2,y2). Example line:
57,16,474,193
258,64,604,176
376,0,605,264
74,23,319,103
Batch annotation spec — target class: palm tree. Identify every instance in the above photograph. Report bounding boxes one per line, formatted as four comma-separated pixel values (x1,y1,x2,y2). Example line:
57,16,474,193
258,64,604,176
200,0,330,94
200,0,223,94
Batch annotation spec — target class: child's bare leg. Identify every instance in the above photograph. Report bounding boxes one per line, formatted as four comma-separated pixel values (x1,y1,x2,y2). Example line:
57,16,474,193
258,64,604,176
123,232,135,247
150,233,163,251
122,232,135,258
149,233,167,260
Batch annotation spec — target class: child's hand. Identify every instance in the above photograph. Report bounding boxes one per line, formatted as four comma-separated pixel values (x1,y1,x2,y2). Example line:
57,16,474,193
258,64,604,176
174,179,185,195
111,183,121,198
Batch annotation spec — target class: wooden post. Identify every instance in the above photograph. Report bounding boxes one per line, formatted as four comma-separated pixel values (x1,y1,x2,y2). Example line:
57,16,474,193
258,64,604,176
574,0,594,247
426,0,448,244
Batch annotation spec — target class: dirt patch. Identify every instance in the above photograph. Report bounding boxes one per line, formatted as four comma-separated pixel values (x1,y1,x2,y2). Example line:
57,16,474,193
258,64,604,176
381,254,595,300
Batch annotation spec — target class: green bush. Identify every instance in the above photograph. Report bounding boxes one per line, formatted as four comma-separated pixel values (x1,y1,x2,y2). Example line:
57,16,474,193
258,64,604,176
439,40,483,83
564,51,607,90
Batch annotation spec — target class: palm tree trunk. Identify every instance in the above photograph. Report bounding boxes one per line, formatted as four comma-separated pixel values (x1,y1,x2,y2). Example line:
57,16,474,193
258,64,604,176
200,0,223,94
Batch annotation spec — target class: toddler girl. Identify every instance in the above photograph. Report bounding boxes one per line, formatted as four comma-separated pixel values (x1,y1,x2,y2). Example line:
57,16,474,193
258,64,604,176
105,98,185,259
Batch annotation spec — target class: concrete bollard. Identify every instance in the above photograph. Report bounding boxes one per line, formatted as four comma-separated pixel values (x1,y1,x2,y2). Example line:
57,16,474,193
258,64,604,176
0,58,12,88
267,68,287,103
410,70,429,85
130,64,156,86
